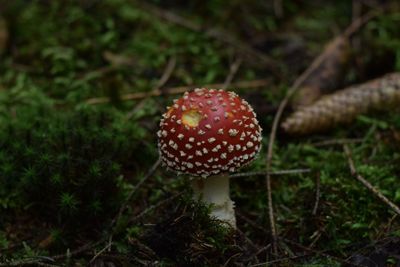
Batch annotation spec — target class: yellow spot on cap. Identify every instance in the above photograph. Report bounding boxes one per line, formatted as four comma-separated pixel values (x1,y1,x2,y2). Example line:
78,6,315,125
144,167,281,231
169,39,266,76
182,109,202,127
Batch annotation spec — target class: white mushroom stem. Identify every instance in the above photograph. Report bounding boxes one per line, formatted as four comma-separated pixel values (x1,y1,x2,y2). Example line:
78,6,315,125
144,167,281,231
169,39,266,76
191,174,236,228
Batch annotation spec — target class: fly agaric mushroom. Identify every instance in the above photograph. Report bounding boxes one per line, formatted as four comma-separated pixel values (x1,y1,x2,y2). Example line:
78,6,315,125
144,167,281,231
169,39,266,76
157,88,262,227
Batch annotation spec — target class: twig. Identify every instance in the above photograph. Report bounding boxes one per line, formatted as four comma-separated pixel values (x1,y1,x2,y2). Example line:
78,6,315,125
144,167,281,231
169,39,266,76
51,241,101,260
223,253,243,267
103,158,161,260
19,257,58,267
86,78,271,104
343,145,400,216
126,56,177,119
154,57,177,90
235,228,259,263
281,238,360,267
343,6,383,38
263,8,379,254
254,245,270,257
110,157,162,229
0,17,8,57
343,236,399,264
249,253,308,267
128,192,183,223
229,168,310,178
236,210,268,234
265,40,324,255
236,228,259,251
222,57,242,90
311,138,364,147
312,173,321,216
351,0,362,53
307,229,323,249
89,242,112,264
380,214,398,238
273,0,284,18
0,259,60,267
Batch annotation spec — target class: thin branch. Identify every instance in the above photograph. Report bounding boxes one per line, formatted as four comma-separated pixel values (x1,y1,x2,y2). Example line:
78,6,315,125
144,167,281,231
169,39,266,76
0,260,60,267
343,6,383,38
89,242,112,264
235,228,260,253
223,252,243,267
126,56,176,119
0,242,100,266
110,157,162,230
311,138,363,147
273,0,284,18
281,238,360,267
236,210,268,234
343,145,400,216
312,173,321,216
229,168,310,178
155,56,178,89
51,241,101,260
86,78,271,105
128,192,183,223
265,39,326,254
222,57,242,90
307,229,323,249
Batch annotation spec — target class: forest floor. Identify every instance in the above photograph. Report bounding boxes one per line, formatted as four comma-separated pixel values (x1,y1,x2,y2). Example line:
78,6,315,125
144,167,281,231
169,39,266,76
1,0,400,266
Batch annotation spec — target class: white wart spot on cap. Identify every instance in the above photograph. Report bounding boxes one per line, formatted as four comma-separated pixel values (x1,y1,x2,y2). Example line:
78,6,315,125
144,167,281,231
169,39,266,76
228,129,239,137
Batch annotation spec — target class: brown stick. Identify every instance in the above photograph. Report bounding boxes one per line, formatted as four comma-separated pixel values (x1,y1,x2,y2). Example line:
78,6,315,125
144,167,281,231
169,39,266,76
222,58,243,90
343,145,400,216
110,157,162,230
86,79,271,105
229,169,310,179
265,40,328,254
311,138,364,147
125,56,177,119
312,173,321,216
128,192,183,223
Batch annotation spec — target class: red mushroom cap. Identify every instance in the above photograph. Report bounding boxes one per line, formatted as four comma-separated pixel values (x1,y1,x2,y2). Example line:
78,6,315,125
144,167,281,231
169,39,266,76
157,88,262,177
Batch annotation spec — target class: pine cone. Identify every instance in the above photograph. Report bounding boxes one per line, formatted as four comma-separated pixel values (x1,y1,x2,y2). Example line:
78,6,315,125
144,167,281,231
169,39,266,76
282,73,400,135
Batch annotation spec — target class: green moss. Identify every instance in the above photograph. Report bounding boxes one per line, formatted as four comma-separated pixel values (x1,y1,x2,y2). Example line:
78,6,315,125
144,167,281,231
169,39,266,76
143,198,238,266
1,0,400,265
0,108,148,240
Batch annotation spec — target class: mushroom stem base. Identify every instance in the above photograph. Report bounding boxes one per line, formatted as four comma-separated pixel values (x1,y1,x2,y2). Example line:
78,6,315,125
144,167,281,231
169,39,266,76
191,174,236,228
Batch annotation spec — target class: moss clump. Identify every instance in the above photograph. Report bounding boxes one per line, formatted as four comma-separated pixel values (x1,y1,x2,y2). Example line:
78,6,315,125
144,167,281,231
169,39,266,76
0,108,144,238
143,199,252,266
